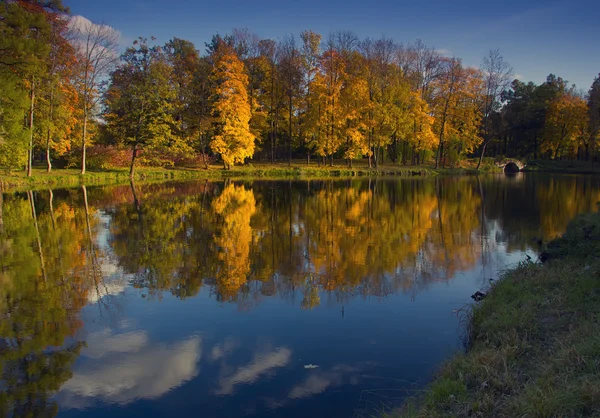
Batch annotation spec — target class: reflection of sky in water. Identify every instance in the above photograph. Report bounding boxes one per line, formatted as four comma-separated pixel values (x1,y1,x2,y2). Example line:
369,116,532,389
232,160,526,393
56,246,527,417
30,174,594,418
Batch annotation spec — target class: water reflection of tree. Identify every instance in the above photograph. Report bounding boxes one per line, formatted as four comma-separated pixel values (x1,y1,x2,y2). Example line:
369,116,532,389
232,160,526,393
212,183,256,302
103,175,600,308
104,179,485,306
480,174,600,251
0,174,595,414
0,192,93,417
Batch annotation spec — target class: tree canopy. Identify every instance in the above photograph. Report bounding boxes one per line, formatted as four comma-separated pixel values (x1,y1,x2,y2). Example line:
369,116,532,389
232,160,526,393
1,4,600,172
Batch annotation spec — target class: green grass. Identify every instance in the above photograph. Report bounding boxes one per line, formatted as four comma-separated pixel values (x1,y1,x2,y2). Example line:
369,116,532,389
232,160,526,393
523,159,600,175
0,167,210,192
387,211,600,418
0,161,498,192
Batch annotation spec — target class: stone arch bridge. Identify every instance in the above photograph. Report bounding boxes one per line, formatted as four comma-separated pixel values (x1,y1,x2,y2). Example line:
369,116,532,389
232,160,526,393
496,160,526,173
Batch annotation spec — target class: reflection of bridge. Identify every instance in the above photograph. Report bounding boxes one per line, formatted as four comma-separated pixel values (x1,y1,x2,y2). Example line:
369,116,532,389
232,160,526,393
497,160,525,173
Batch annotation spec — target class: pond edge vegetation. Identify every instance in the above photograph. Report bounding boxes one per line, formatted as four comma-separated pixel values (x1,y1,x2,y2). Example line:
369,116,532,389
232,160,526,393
0,162,502,193
385,211,600,417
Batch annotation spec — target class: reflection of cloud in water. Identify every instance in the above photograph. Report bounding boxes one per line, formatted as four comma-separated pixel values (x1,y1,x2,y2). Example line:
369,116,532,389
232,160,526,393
289,374,332,399
210,337,239,361
86,273,127,304
82,329,148,359
58,334,201,408
216,347,292,395
87,213,128,305
289,364,370,400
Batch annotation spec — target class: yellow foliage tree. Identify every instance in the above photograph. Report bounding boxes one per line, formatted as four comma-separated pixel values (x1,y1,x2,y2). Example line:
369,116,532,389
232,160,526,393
212,183,257,300
309,49,347,163
432,60,483,167
408,92,437,153
340,52,370,165
542,91,588,159
210,45,255,169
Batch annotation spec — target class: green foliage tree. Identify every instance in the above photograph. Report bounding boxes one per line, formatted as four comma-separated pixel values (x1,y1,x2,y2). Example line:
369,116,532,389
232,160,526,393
104,37,177,178
0,1,54,172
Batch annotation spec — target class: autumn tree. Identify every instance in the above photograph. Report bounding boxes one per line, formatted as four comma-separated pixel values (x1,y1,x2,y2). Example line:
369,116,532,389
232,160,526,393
104,37,176,178
499,76,565,159
164,37,209,165
0,1,65,174
587,75,600,160
37,10,78,172
476,48,513,169
310,46,343,164
299,30,322,164
229,28,269,145
432,58,483,167
542,89,588,159
278,36,303,165
209,40,255,169
70,15,119,174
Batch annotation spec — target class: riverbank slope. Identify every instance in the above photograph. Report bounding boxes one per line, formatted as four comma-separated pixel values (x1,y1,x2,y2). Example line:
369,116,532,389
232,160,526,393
390,211,600,417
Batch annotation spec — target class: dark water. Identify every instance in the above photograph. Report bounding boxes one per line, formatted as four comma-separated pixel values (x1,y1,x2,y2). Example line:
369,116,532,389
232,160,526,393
1,174,599,418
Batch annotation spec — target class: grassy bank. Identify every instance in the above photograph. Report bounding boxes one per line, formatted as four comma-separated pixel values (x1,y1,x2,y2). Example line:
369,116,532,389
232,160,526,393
389,212,600,417
0,162,494,192
523,159,600,175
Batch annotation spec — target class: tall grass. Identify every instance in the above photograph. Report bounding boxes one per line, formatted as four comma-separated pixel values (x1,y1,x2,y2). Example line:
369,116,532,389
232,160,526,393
388,211,600,417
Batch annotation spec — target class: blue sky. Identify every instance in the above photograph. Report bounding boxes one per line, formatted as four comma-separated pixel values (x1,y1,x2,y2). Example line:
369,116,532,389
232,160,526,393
66,0,599,91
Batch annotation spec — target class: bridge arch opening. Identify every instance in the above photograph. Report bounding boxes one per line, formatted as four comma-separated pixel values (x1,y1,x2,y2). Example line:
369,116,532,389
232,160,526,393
504,161,520,174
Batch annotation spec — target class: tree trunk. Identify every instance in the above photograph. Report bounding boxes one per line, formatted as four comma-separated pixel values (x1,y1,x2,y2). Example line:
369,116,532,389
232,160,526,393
46,131,52,173
27,76,35,177
437,140,445,169
288,94,292,167
129,144,137,179
46,84,55,173
435,131,444,169
0,190,3,234
476,141,488,170
81,111,88,175
586,143,590,161
200,134,209,169
28,191,47,283
368,127,373,168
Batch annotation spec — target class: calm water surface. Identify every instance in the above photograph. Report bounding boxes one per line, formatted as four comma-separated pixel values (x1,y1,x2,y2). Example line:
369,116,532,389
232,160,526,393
1,174,599,418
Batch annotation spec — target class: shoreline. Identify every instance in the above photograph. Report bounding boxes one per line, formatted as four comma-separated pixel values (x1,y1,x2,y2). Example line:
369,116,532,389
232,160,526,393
388,211,600,417
0,164,494,193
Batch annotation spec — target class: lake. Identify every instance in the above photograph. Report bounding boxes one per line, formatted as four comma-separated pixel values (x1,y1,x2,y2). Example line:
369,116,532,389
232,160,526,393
1,173,599,418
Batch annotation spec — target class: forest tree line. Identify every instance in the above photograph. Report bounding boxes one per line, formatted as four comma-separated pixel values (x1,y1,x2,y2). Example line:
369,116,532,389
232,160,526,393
2,0,600,177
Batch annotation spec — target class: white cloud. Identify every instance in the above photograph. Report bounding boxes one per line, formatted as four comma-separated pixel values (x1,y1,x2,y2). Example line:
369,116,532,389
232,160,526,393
58,334,201,409
515,73,524,80
68,15,121,42
435,48,452,57
216,347,292,395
